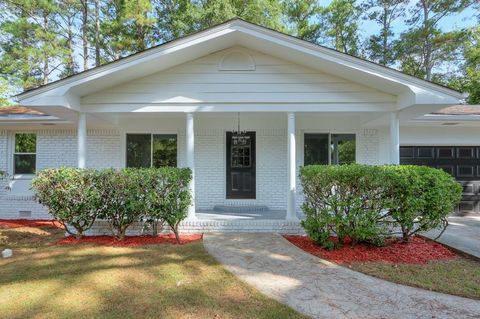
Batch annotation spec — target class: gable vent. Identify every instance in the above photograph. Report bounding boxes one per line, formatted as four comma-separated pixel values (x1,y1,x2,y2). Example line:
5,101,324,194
218,51,255,71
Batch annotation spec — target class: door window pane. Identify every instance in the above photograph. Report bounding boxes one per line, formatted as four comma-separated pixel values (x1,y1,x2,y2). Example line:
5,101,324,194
331,134,356,164
126,134,151,168
153,134,177,167
304,134,329,165
14,133,36,174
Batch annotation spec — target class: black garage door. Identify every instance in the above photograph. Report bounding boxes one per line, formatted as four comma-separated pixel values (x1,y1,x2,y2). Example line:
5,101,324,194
400,146,480,215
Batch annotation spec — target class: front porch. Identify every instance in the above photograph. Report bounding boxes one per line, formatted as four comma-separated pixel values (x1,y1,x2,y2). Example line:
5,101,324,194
73,111,402,225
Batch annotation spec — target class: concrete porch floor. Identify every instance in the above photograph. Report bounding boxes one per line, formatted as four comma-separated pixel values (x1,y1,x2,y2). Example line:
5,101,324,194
195,209,304,220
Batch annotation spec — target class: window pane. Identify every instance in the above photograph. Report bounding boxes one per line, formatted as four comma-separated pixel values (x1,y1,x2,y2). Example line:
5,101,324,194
126,134,151,168
15,133,36,153
14,154,36,174
153,134,177,167
331,134,356,164
304,134,329,165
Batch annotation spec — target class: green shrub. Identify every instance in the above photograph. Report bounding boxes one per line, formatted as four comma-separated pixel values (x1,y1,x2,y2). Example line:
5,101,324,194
32,168,101,239
300,165,390,248
300,164,462,249
385,165,462,241
142,167,192,241
96,168,149,240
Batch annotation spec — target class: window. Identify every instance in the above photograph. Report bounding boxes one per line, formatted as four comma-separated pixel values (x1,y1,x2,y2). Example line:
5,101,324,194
126,134,177,168
304,134,329,165
304,133,356,165
14,133,36,174
330,134,356,165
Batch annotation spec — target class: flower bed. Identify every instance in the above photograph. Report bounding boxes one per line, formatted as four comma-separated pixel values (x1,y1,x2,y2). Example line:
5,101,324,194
0,219,63,229
57,234,203,247
284,235,457,264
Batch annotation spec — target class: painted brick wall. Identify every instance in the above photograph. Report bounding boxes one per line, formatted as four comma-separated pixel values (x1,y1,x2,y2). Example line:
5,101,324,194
87,130,121,169
357,129,381,165
0,131,8,197
37,130,77,170
0,122,382,219
0,129,121,219
194,128,287,210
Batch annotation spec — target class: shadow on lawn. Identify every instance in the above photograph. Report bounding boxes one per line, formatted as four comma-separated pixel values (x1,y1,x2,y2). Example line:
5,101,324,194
0,235,306,319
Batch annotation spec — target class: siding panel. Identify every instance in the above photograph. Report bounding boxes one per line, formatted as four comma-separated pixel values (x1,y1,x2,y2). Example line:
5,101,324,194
81,47,396,106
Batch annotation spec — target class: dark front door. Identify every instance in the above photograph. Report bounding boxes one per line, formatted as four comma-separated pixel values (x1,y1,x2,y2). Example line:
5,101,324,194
400,146,480,215
226,131,256,199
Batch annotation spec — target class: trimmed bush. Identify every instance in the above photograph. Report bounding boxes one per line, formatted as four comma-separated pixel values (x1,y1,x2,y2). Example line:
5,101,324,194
32,167,192,242
143,168,192,242
96,169,148,240
300,164,462,249
32,168,101,239
300,165,390,249
385,165,462,241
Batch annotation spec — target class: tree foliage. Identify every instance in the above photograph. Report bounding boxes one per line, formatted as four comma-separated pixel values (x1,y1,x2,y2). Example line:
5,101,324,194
0,0,477,103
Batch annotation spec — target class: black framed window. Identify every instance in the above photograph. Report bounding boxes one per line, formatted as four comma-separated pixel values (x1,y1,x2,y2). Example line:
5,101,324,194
331,134,356,165
14,133,36,174
304,133,356,165
126,134,177,168
304,134,329,165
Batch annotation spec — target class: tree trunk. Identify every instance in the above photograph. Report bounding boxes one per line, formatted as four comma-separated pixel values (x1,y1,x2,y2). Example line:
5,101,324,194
382,3,388,65
94,0,100,67
67,16,75,76
42,13,49,85
171,224,181,244
82,0,89,71
422,0,432,81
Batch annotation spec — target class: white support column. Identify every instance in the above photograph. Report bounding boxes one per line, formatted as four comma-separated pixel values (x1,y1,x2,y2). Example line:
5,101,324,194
186,113,196,220
286,112,298,221
390,111,400,164
77,112,86,168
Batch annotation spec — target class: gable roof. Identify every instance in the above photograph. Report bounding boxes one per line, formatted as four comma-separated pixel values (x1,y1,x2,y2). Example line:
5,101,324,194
431,105,480,116
0,106,46,116
17,18,463,102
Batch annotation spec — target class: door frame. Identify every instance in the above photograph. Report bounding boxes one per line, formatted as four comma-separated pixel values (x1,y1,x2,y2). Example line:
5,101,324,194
225,131,256,199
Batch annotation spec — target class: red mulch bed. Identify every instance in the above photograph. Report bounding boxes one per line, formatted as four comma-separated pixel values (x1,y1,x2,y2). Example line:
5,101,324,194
284,235,457,265
0,219,63,229
56,234,203,247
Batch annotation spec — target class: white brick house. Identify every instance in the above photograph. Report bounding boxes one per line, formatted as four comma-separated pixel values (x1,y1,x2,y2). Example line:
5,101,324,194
1,19,478,232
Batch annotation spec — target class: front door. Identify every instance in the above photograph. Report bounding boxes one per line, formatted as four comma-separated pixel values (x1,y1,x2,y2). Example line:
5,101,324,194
226,131,256,199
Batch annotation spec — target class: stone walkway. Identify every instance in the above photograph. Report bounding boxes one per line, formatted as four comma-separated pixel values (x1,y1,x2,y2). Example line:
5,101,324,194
423,215,480,258
204,233,480,319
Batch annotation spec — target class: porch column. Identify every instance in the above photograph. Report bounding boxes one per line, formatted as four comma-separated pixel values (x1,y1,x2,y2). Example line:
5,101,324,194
286,112,298,221
390,111,400,164
77,112,86,168
186,113,196,220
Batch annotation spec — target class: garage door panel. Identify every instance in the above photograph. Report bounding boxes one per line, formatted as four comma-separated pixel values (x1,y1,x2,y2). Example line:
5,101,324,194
437,147,455,159
417,147,435,158
400,146,480,215
457,147,476,159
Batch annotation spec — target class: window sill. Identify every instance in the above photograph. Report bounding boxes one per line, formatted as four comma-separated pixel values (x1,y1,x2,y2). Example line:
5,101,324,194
12,174,35,180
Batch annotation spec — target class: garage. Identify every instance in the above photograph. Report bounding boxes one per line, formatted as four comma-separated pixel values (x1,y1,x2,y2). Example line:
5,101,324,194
400,146,480,215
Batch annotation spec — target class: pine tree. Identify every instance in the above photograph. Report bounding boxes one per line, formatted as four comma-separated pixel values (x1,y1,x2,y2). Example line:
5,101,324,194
320,0,362,55
364,0,407,66
397,0,475,81
283,0,322,42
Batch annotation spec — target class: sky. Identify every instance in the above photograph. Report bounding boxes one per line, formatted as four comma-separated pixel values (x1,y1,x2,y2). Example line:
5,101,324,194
319,0,478,38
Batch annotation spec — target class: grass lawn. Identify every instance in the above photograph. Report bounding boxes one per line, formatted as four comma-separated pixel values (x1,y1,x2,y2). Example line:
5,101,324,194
350,258,480,300
0,225,309,319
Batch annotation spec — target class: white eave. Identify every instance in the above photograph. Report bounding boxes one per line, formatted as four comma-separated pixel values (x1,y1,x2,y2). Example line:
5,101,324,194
16,19,463,113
